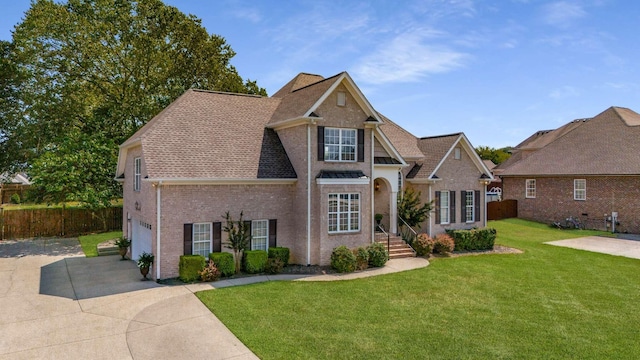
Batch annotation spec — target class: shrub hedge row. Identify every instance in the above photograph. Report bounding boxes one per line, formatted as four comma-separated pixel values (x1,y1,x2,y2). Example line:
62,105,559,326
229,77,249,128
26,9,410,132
179,255,206,282
446,228,496,251
209,252,235,277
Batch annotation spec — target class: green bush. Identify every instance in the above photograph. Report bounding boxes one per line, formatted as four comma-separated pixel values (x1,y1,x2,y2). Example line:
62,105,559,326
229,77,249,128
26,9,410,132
353,247,369,271
447,228,496,251
433,234,455,254
331,245,357,273
367,242,388,267
10,193,20,204
209,252,235,277
268,247,290,267
473,228,497,250
200,260,221,282
243,250,268,274
179,255,206,282
265,258,284,274
413,233,435,256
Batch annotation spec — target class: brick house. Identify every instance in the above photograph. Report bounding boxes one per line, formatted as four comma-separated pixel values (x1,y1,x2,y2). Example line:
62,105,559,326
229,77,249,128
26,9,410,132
499,107,640,233
116,72,493,279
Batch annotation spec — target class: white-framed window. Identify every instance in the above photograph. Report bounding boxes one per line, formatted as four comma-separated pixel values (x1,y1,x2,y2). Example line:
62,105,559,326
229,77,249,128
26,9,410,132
526,179,536,198
454,147,461,160
325,128,356,162
134,157,141,192
328,193,360,233
337,91,346,106
574,179,586,200
465,190,474,223
251,220,269,251
440,191,450,224
192,222,212,258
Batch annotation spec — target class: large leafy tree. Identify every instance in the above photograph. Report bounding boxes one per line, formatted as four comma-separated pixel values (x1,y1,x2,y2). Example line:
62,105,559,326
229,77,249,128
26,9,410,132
475,146,512,165
4,0,266,208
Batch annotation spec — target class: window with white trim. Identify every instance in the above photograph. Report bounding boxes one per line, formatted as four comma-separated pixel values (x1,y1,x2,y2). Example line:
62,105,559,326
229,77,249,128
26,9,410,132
526,179,536,198
134,157,141,192
440,191,450,224
192,223,212,258
454,147,461,160
325,128,356,161
337,91,346,106
328,193,360,233
574,179,586,200
251,220,269,251
465,191,474,223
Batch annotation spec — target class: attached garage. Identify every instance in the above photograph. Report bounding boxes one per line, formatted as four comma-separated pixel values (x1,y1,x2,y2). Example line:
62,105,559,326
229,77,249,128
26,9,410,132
131,219,152,261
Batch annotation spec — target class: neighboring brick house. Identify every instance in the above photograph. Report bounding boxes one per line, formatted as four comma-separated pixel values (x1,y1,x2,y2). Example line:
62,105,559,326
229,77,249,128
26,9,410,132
499,106,640,233
116,72,493,279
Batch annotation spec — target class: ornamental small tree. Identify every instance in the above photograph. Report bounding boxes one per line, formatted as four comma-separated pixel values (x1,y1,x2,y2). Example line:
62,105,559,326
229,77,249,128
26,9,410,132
222,211,250,274
397,187,433,229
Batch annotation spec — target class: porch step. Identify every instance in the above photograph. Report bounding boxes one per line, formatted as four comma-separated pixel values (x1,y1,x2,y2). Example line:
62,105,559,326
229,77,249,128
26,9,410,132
375,233,416,259
97,239,119,256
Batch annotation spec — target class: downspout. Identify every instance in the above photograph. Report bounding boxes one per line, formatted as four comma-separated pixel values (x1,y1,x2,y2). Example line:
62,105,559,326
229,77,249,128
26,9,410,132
428,184,433,237
307,123,312,265
156,181,162,280
370,128,374,243
484,183,488,227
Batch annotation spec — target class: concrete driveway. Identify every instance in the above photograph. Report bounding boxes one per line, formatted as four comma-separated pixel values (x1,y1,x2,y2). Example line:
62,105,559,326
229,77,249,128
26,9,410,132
546,236,640,259
0,238,257,360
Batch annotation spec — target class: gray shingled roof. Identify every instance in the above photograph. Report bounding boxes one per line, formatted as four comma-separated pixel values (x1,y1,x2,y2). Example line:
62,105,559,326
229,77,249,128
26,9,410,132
406,133,461,179
268,74,342,124
501,107,640,176
123,89,296,179
376,114,424,159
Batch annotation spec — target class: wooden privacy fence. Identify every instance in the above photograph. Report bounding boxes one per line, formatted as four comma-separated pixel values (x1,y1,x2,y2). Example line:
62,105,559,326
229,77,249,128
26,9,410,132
487,199,518,221
0,206,122,240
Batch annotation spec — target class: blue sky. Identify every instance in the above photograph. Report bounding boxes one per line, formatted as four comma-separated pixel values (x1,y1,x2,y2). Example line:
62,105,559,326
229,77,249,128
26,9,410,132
2,1,639,148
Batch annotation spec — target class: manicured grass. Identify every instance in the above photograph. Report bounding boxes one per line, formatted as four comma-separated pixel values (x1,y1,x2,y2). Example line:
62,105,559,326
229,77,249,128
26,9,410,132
197,219,640,359
78,231,122,257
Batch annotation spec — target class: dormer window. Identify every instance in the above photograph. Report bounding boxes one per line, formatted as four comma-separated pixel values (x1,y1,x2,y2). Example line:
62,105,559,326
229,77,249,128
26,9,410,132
337,92,346,106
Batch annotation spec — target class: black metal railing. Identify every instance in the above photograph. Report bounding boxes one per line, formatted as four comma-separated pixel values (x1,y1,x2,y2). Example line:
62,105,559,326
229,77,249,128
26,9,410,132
397,216,417,250
376,223,390,254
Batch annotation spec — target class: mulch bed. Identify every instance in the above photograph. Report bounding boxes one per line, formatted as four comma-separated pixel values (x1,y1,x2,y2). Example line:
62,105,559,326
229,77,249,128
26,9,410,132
438,245,523,258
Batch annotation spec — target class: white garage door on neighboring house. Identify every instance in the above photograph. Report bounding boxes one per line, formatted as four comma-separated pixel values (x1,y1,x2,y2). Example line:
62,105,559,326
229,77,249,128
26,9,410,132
131,219,152,261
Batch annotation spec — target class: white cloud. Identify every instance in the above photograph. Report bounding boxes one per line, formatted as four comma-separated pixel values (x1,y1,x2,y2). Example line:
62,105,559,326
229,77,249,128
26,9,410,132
549,85,580,99
352,30,467,84
542,1,586,27
230,7,262,23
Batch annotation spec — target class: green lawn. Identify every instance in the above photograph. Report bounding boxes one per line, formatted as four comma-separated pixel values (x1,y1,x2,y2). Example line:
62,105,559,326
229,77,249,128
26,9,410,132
78,231,122,257
197,219,640,359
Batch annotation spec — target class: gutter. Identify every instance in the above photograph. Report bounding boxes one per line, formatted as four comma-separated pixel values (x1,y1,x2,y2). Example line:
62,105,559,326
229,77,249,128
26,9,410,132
307,123,312,265
156,180,162,280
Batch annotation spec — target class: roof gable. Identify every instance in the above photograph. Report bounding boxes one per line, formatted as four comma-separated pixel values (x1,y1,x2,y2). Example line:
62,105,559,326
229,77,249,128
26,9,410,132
501,106,640,176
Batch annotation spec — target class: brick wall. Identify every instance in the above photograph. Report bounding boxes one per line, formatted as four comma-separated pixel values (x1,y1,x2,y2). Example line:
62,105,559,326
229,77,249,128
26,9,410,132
502,176,640,233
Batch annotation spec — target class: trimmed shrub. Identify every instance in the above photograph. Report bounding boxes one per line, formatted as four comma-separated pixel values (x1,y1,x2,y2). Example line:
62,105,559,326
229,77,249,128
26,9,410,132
413,233,435,256
367,242,388,267
265,258,284,274
179,255,206,282
353,247,369,271
209,252,235,277
268,247,290,267
243,250,268,274
433,234,455,254
10,193,20,204
447,228,496,251
331,245,357,273
200,260,221,282
473,228,497,250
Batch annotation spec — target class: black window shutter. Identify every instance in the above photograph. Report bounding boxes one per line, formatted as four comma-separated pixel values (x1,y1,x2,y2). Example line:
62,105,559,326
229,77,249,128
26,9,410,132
212,222,222,252
317,126,325,161
357,129,365,162
474,190,481,222
435,191,441,224
269,219,277,248
244,220,252,250
460,191,467,223
450,191,456,224
183,223,193,255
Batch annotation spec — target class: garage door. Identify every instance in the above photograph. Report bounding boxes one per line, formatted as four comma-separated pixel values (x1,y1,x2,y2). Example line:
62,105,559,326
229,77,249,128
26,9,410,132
131,219,152,261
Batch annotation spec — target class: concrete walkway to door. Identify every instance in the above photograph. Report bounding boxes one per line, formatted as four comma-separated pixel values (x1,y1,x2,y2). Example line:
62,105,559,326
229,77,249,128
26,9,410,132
546,236,640,260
